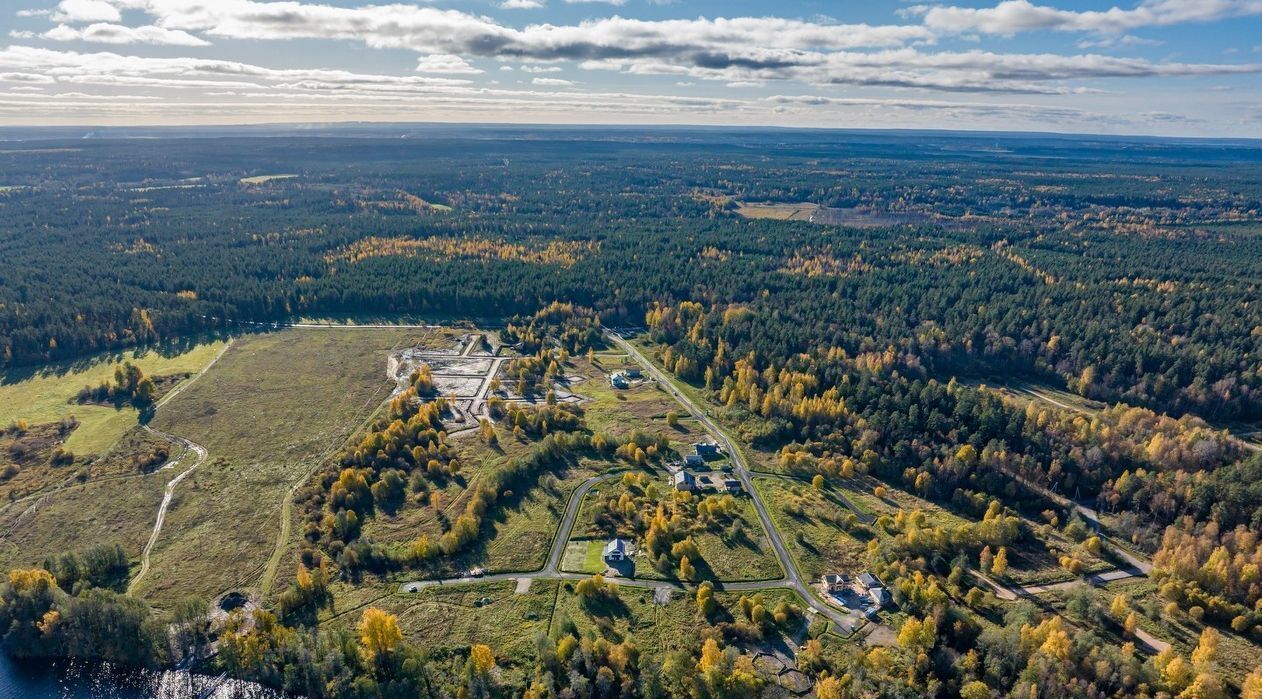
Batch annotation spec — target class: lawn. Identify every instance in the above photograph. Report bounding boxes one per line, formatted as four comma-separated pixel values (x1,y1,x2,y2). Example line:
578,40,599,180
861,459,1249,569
752,477,871,582
133,327,421,606
0,340,228,457
559,539,608,574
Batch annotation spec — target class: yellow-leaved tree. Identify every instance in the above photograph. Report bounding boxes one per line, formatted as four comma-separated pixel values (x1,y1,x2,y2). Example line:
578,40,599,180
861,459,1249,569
358,608,402,664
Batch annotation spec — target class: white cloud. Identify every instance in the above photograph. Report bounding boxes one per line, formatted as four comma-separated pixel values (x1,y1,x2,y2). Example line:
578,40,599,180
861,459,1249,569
42,22,211,46
500,0,544,7
532,77,574,85
914,0,1262,36
415,54,483,74
50,0,121,23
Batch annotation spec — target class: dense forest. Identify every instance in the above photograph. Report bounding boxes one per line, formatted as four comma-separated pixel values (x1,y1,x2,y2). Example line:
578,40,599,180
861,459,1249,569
2,127,1261,424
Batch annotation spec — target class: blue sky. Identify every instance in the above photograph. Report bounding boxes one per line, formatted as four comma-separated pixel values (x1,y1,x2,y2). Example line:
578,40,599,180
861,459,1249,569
0,0,1259,135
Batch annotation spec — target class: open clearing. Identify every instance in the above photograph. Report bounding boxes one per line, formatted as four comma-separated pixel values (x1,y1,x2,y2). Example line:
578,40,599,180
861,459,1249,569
0,341,227,457
753,477,870,582
735,201,820,221
133,327,423,605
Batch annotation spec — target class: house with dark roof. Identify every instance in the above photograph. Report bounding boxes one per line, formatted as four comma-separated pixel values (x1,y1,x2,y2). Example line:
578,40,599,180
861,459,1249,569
694,442,721,458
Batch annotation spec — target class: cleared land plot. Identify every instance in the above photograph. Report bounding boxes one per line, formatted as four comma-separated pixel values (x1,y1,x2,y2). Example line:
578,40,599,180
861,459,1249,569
0,341,227,458
134,328,417,604
426,358,493,375
753,477,870,581
735,202,819,221
432,375,484,396
573,356,703,450
330,579,556,684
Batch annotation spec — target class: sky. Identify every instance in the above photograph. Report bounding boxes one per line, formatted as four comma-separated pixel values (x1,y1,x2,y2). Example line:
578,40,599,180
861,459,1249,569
0,0,1259,136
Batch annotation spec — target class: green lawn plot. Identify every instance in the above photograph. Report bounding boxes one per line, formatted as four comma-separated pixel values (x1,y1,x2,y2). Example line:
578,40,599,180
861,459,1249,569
0,427,185,571
567,482,782,582
753,477,870,581
561,538,614,575
0,340,228,458
330,579,558,681
552,583,808,658
133,327,420,605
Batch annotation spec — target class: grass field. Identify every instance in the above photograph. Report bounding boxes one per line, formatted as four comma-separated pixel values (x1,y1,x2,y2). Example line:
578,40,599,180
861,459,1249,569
0,341,228,456
133,327,423,605
753,477,870,581
571,355,703,452
560,539,607,574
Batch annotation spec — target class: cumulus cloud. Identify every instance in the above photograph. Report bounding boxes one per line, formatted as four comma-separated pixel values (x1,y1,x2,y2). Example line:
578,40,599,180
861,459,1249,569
500,0,544,7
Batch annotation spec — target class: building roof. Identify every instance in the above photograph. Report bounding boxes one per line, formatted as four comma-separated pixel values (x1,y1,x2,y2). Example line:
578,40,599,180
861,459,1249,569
684,454,704,465
673,471,695,485
858,573,882,589
604,538,629,556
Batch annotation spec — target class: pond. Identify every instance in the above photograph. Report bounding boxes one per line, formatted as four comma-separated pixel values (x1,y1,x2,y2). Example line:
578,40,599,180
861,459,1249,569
0,654,286,698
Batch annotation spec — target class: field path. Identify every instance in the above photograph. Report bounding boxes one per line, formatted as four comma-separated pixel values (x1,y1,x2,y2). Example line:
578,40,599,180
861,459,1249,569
128,428,207,594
